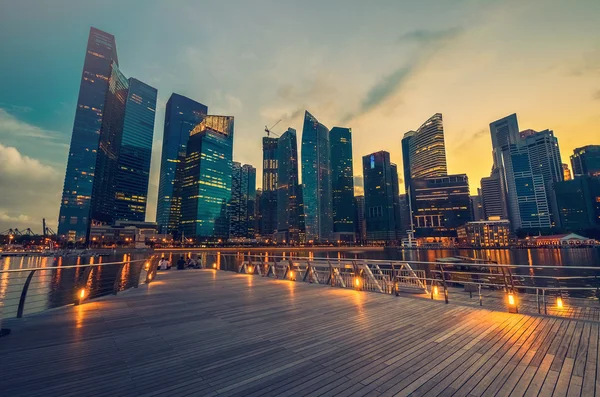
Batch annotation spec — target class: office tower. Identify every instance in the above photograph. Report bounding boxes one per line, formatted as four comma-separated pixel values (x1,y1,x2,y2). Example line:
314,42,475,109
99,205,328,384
563,164,572,181
113,78,157,222
255,188,263,237
553,177,600,231
471,190,485,221
156,94,208,236
362,151,401,243
490,113,520,168
506,144,551,229
180,116,234,240
401,131,414,194
571,145,600,177
408,113,447,180
301,111,333,242
330,127,355,241
58,28,119,241
354,195,366,244
398,194,412,237
229,162,256,239
90,62,129,225
412,174,471,238
480,169,506,220
260,137,279,238
275,128,303,243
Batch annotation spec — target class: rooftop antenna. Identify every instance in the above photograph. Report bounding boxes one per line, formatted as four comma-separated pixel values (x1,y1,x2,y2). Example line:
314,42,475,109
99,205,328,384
265,119,281,138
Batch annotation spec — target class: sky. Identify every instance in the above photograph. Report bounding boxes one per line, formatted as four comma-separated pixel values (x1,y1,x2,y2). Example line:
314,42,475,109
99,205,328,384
0,0,599,233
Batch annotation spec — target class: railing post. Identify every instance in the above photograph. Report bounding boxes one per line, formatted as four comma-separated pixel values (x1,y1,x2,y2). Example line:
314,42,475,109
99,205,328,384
74,266,94,306
438,264,449,304
112,262,127,295
478,284,482,306
16,270,37,318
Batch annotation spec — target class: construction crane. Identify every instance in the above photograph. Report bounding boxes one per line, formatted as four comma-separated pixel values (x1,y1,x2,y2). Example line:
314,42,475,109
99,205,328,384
265,119,281,138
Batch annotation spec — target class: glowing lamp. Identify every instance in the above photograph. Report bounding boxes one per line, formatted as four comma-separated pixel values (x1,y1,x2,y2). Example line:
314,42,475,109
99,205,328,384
289,270,295,280
144,262,150,271
433,286,439,296
248,266,253,274
508,293,515,306
79,288,86,300
355,278,360,287
212,263,217,269
148,273,153,281
557,296,563,309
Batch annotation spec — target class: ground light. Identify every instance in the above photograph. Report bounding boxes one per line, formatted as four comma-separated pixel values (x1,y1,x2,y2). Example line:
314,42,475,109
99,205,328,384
213,263,217,269
433,285,439,297
78,288,86,303
507,292,518,313
557,296,564,309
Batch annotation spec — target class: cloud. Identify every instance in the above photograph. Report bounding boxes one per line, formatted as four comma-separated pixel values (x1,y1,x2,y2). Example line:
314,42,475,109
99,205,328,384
0,143,62,232
345,27,464,123
594,90,600,100
0,108,67,145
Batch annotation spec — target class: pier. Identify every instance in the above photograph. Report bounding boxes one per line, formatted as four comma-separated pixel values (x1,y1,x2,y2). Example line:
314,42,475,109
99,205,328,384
2,264,600,396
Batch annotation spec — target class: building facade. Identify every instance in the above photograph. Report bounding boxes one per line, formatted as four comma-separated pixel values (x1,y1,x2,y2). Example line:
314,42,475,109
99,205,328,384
571,145,600,178
354,195,367,244
408,113,448,179
330,127,355,241
412,174,472,238
229,162,256,239
58,27,119,241
260,137,279,238
470,191,485,221
276,128,303,243
457,220,511,247
156,94,207,236
180,116,234,240
362,151,401,243
553,176,600,232
563,164,572,181
301,111,333,242
113,78,157,222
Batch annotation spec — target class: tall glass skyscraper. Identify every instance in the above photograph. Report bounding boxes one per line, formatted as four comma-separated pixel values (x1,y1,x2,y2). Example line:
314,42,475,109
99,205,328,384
301,111,332,242
260,137,279,238
362,151,401,243
229,162,256,239
276,128,303,243
156,94,207,235
58,27,119,241
409,113,447,179
330,127,355,240
571,145,600,178
180,116,234,240
112,79,157,222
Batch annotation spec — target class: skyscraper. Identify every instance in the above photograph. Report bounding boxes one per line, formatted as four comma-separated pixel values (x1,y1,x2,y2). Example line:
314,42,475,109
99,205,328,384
180,116,234,240
330,127,355,241
408,113,447,179
553,177,600,232
571,145,600,178
301,111,333,242
562,164,572,181
412,174,472,238
276,128,303,243
260,137,279,238
480,169,507,220
156,94,207,236
229,162,256,239
362,151,401,243
401,131,414,194
113,78,157,222
354,195,367,244
58,27,119,241
471,190,485,221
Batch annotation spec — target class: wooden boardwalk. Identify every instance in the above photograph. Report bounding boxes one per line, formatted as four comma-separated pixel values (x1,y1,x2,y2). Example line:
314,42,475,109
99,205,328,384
1,269,599,396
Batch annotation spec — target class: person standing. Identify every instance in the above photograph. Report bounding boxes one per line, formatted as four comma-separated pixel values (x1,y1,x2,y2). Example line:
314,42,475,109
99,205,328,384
177,256,186,270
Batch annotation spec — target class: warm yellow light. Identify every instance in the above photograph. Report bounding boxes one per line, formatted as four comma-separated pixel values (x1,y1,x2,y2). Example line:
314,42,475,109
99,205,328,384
433,286,439,296
508,293,515,306
144,262,150,270
79,289,86,300
148,273,153,280
213,263,217,269
289,271,294,280
557,296,563,309
355,278,360,287
248,266,253,273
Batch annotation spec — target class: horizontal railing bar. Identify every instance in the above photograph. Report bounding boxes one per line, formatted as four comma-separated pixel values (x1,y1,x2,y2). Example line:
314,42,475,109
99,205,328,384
0,258,149,274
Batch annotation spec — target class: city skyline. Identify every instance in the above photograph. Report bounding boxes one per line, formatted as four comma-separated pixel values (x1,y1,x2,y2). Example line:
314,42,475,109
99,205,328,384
1,1,600,232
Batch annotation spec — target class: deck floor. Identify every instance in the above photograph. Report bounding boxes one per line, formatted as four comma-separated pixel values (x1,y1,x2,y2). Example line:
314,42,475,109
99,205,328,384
1,269,599,396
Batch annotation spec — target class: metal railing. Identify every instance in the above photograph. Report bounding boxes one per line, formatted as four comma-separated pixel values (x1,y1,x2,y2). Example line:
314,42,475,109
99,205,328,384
0,255,159,324
175,252,600,319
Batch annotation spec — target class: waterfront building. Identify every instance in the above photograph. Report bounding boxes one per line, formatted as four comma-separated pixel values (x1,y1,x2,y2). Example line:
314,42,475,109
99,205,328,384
401,131,414,194
156,94,207,236
571,145,600,178
254,188,263,238
276,128,304,243
398,194,412,238
553,176,600,232
229,162,256,239
362,151,401,243
470,190,485,221
113,78,157,222
58,28,119,241
354,195,367,244
180,116,234,240
480,170,507,220
301,111,333,242
260,137,279,238
412,174,472,238
330,127,355,242
563,164,572,181
456,219,511,247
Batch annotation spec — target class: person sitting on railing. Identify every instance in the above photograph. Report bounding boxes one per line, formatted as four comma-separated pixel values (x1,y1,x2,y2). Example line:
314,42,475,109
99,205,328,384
159,257,170,271
177,256,186,270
